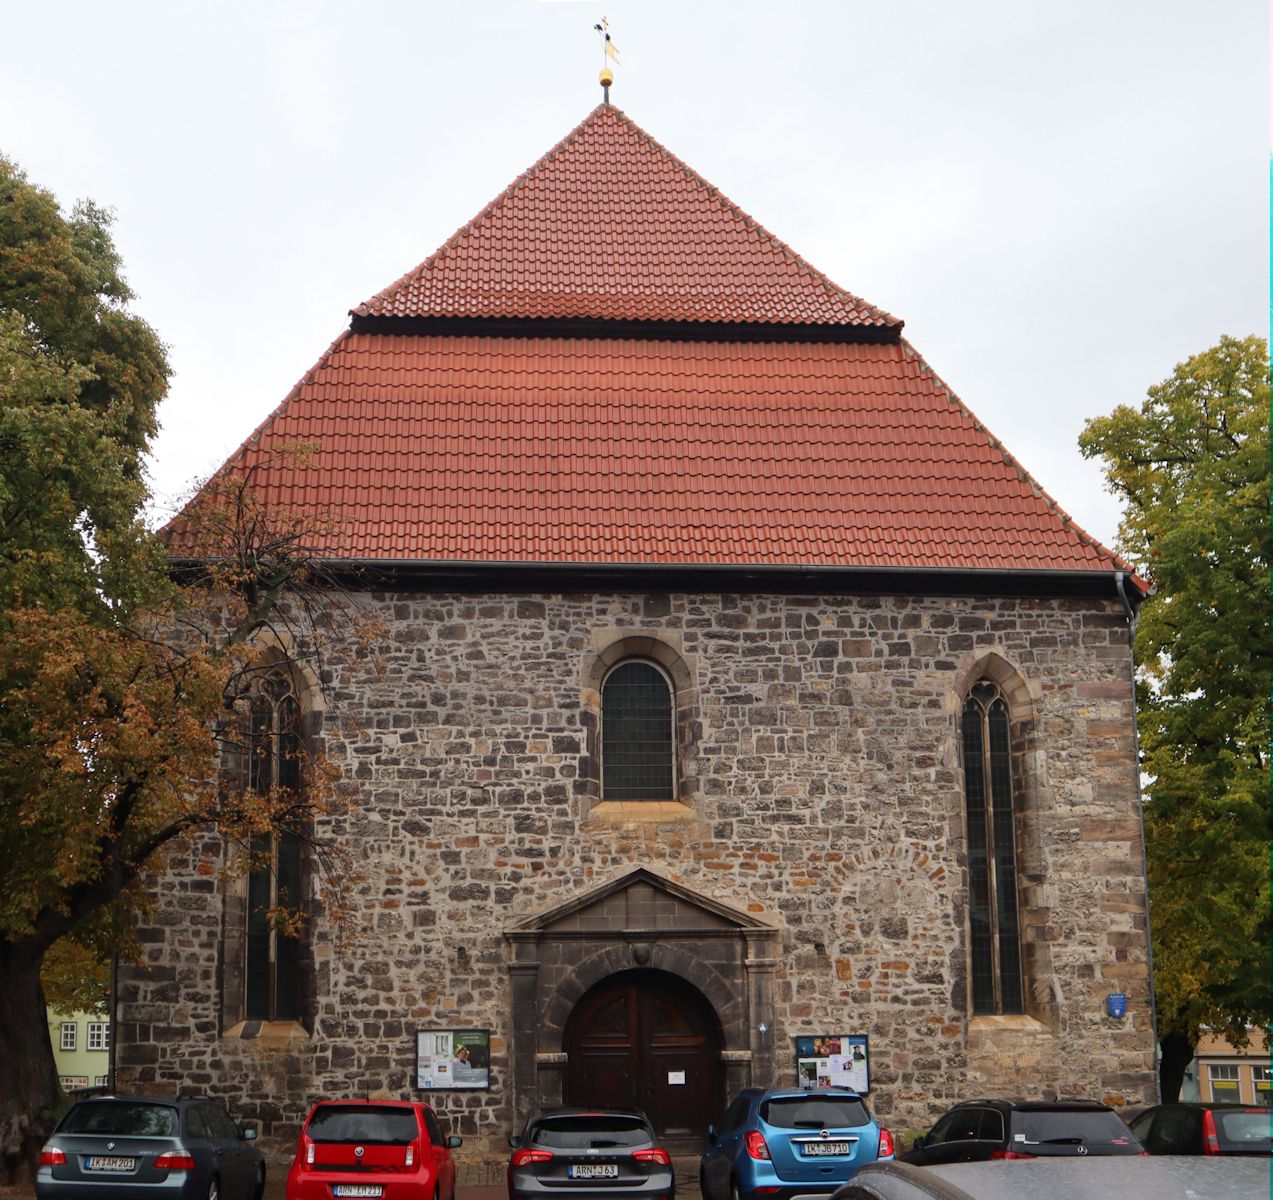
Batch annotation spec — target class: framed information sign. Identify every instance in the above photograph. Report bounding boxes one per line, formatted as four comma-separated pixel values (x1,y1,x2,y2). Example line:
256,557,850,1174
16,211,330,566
415,1029,490,1090
794,1034,870,1093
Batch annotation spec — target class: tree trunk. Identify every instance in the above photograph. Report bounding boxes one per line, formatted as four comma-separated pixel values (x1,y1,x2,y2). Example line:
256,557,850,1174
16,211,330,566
0,939,62,1185
1159,1027,1195,1103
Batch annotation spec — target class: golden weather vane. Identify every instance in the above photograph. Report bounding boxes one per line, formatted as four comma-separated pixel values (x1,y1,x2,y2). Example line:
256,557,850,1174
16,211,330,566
593,16,619,101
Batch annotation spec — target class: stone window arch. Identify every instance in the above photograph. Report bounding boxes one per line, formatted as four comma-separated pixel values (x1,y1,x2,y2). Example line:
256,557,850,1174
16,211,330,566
961,679,1024,1014
581,634,696,812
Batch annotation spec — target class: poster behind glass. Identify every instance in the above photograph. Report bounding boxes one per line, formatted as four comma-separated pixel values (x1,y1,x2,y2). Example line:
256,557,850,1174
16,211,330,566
416,1029,490,1090
794,1034,870,1092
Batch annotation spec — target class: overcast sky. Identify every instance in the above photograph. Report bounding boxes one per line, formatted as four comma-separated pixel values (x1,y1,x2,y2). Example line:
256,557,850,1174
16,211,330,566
3,1,1267,552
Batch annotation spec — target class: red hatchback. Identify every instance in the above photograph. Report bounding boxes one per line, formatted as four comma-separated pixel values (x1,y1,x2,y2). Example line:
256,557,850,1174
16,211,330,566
287,1100,461,1200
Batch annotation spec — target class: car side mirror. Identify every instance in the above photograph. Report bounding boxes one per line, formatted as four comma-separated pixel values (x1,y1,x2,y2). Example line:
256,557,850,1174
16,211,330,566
508,1134,522,1149
911,1134,927,1150
448,1135,463,1148
240,1128,258,1141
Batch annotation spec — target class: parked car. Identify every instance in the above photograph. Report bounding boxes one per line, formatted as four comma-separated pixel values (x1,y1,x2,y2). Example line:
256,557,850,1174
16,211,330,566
35,1093,265,1200
829,1155,1273,1200
900,1099,1142,1165
506,1107,674,1200
1123,1102,1273,1155
286,1099,461,1200
700,1087,893,1200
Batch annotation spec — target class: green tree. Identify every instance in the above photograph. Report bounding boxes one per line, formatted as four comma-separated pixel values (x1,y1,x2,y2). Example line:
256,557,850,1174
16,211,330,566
1079,333,1271,1102
0,158,364,1181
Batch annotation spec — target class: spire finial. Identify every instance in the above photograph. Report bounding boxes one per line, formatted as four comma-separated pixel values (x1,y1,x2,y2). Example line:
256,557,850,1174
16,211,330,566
593,16,619,103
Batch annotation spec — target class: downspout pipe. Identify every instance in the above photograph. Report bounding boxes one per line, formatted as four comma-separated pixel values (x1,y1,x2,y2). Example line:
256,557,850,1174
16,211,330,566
1117,569,1161,1102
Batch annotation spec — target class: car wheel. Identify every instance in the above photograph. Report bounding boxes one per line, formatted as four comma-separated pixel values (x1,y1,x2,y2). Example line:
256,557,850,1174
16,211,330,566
252,1164,265,1200
731,1176,747,1200
207,1179,219,1200
700,1167,712,1200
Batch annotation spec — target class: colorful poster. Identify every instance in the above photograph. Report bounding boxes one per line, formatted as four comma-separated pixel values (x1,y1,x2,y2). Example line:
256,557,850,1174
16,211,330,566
793,1034,870,1093
416,1029,490,1090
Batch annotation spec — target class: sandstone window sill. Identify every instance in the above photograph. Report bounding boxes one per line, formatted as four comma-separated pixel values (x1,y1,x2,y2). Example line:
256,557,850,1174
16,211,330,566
223,1019,310,1043
968,1014,1049,1035
584,801,696,825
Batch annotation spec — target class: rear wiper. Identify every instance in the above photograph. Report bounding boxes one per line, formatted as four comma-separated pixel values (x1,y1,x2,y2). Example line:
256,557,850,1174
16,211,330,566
1040,1137,1084,1145
589,1140,622,1148
793,1121,827,1128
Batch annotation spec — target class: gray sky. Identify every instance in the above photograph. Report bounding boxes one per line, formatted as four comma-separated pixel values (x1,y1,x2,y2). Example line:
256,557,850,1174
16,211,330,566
3,1,1267,552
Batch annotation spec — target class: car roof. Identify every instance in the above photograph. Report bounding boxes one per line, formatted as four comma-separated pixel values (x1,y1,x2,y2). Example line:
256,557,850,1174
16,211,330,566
953,1098,1115,1111
308,1098,424,1110
758,1088,864,1100
531,1106,649,1119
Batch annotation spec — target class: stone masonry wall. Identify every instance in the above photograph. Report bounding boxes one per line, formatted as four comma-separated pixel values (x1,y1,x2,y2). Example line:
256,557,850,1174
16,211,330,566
118,587,1156,1157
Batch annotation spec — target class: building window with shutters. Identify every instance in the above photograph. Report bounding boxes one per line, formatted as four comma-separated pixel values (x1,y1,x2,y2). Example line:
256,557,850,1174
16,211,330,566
961,680,1025,1015
601,660,675,802
242,673,304,1023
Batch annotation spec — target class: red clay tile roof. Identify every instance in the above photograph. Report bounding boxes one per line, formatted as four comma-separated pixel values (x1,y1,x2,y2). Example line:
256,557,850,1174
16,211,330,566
165,331,1130,577
354,105,900,332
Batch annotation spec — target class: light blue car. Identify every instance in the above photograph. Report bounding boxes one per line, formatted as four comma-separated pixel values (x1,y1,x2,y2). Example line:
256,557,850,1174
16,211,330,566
700,1088,893,1200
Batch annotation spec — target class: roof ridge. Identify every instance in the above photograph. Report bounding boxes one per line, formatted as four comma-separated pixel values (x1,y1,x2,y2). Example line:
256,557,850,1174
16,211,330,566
352,105,612,318
605,107,902,330
898,337,1141,586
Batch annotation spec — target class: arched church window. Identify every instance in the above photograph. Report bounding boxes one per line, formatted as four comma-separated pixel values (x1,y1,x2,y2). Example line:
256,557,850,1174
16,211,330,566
601,661,674,801
243,673,303,1022
961,680,1024,1014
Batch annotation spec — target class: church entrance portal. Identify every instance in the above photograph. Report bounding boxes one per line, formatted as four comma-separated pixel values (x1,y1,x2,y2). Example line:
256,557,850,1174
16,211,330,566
563,969,723,1147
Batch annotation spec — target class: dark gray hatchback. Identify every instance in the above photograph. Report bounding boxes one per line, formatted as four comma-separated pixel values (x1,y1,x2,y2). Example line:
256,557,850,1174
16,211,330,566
36,1095,265,1200
507,1109,674,1200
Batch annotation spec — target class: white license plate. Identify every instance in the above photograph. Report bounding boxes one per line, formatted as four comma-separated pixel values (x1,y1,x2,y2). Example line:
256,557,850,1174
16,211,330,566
333,1187,383,1198
86,1156,136,1172
568,1164,619,1179
801,1142,852,1156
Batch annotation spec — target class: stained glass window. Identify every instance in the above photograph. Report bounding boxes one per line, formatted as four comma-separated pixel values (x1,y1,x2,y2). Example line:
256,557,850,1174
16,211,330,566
602,662,674,801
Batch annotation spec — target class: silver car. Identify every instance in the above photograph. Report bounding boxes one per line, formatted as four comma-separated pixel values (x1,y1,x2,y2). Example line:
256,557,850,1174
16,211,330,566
36,1094,265,1200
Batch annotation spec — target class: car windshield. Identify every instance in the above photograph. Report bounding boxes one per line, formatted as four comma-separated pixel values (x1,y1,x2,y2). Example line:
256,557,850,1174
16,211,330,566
1011,1109,1132,1144
760,1097,869,1130
1215,1110,1273,1146
59,1102,178,1137
530,1116,651,1149
306,1106,419,1144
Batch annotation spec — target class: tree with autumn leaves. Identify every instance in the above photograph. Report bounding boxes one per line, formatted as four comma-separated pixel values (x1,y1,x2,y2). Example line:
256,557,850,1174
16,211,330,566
0,157,365,1180
1080,333,1271,1102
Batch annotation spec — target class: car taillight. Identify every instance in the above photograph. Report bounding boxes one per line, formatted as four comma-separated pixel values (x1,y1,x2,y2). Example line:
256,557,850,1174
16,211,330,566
154,1151,197,1170
305,1136,315,1165
877,1128,894,1158
745,1131,771,1160
39,1147,66,1167
633,1148,672,1166
406,1141,415,1167
990,1150,1034,1160
510,1149,554,1168
1202,1109,1221,1155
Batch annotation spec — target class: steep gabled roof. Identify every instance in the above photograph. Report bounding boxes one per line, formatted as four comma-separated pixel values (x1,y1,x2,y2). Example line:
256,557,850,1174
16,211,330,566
166,105,1137,590
353,105,900,333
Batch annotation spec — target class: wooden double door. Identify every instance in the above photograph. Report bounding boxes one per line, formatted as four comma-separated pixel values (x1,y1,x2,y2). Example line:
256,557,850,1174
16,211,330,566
564,969,723,1147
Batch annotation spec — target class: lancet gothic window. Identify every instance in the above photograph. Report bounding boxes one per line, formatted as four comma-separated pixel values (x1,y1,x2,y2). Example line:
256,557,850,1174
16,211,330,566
961,680,1024,1014
601,660,675,801
242,673,303,1022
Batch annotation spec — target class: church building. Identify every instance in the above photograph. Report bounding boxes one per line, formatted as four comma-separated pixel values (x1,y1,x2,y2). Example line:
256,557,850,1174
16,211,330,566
122,102,1157,1155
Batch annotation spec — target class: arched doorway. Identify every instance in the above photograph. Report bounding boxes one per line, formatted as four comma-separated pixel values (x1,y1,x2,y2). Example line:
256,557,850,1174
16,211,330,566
563,968,723,1147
